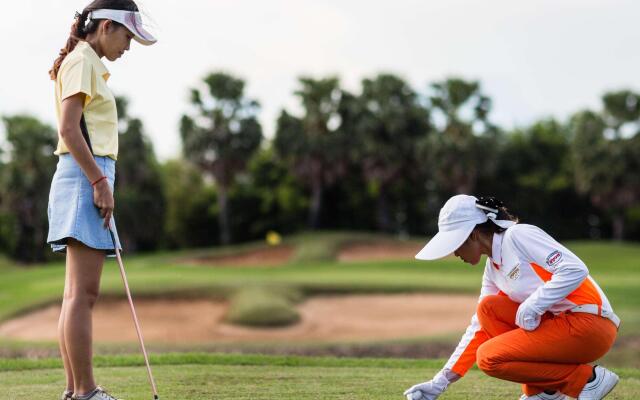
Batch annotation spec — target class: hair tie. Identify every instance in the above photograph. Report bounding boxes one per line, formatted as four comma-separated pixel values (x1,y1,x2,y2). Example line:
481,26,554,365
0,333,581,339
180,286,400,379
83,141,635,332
476,196,516,229
476,203,499,215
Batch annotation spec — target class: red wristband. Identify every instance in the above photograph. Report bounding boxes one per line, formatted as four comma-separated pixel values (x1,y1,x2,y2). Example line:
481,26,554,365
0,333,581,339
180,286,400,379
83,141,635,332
91,176,107,186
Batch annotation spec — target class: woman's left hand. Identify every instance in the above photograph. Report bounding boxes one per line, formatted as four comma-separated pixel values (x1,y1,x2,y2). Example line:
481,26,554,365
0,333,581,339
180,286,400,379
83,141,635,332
516,302,542,331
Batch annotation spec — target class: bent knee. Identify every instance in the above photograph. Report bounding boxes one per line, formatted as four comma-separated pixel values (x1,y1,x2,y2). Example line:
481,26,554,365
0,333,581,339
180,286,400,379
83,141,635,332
477,294,520,324
477,295,507,316
476,342,503,376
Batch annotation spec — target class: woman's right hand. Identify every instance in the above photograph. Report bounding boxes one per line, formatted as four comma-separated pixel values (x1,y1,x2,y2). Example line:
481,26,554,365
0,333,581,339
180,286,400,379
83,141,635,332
403,370,453,400
93,179,114,229
403,381,444,400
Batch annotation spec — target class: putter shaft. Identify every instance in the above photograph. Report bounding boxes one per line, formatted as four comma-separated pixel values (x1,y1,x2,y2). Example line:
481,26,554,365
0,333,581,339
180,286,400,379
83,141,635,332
109,228,159,399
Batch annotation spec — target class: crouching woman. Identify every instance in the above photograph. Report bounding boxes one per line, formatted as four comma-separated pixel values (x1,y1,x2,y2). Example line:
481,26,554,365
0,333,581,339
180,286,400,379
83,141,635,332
404,195,620,400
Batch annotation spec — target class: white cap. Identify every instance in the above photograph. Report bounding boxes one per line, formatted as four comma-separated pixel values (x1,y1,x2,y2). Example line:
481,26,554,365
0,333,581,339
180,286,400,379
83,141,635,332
89,9,157,45
415,194,516,260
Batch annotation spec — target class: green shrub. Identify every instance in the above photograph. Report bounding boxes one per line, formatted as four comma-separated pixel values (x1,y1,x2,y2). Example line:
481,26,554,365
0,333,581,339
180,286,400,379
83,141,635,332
225,287,301,327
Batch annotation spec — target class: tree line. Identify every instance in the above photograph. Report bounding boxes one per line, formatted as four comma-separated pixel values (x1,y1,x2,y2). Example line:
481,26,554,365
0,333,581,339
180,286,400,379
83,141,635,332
1,72,639,263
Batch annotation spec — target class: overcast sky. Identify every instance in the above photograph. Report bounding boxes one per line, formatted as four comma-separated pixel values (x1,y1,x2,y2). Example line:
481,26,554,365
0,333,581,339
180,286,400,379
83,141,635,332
1,0,639,160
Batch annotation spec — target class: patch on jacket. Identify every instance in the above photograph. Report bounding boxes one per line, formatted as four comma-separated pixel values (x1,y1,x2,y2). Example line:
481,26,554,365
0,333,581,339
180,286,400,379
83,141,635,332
507,264,521,280
546,250,563,267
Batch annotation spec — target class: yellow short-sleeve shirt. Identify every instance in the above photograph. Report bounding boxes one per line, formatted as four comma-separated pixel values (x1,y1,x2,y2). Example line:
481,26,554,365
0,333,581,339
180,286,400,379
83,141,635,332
54,41,118,160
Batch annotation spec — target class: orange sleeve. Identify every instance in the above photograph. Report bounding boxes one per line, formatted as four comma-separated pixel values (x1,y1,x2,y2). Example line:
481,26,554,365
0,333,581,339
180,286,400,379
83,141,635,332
449,325,490,376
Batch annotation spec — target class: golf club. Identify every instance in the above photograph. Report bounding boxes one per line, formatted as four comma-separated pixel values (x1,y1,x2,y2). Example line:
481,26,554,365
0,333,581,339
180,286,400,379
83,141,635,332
108,224,159,400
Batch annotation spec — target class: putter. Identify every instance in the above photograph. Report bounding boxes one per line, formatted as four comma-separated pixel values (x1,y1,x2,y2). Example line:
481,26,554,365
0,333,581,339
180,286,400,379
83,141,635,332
108,224,160,400
82,114,159,398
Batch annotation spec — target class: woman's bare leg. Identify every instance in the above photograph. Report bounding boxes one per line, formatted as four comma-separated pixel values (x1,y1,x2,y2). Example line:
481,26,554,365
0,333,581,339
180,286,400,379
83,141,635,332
63,238,106,396
58,259,75,393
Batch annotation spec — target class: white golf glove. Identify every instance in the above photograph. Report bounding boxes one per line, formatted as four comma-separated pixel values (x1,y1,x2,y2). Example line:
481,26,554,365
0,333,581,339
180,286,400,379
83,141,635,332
403,371,451,400
516,300,542,331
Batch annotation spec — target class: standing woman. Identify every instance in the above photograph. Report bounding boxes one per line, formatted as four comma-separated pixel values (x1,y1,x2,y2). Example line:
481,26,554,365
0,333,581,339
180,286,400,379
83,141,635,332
404,195,620,400
47,1,155,399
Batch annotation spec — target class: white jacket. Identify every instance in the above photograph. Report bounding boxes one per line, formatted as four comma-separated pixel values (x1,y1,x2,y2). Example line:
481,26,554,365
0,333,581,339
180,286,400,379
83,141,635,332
442,223,618,377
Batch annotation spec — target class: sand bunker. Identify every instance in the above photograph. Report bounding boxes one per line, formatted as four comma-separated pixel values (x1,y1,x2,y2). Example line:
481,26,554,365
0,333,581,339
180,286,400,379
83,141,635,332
183,245,294,267
0,294,476,344
338,242,424,262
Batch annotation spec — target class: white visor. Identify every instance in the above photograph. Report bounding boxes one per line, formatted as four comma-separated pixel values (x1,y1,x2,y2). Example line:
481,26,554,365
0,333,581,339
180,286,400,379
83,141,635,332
415,194,516,261
89,9,157,45
415,224,477,261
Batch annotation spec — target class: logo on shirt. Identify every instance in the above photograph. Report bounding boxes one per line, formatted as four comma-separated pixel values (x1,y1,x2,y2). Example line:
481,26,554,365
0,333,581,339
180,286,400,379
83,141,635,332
546,250,563,267
507,263,521,280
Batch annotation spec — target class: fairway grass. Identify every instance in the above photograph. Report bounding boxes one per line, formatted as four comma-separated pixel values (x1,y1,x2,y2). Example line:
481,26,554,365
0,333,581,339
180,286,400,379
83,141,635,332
1,353,639,399
1,234,639,398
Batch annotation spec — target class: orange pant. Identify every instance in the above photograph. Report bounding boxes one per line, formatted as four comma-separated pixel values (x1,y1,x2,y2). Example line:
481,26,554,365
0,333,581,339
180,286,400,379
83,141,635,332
475,295,617,397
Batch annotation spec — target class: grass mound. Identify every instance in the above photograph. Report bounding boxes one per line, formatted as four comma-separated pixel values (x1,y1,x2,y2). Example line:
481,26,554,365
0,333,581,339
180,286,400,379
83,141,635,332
225,287,302,327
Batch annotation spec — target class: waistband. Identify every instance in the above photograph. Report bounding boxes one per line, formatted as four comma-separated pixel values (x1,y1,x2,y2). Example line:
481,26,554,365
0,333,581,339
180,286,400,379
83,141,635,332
58,153,114,162
56,153,116,184
570,304,620,328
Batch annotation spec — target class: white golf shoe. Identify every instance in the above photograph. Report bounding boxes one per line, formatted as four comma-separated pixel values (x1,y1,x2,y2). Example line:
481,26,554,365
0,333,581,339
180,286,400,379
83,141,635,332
577,366,619,400
61,390,73,400
72,387,121,400
519,391,567,399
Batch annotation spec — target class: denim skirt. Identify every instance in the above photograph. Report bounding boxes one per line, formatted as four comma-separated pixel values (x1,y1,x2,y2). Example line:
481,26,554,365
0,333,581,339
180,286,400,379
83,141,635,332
47,153,122,256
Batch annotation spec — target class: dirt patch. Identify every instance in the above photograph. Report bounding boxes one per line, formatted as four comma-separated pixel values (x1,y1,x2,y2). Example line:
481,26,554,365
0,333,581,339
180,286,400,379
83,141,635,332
338,241,424,262
0,294,476,344
183,245,294,267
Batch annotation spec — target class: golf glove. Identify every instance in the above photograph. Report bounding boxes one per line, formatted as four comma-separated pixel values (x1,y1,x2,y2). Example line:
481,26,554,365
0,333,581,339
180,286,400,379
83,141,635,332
516,300,542,331
403,370,451,400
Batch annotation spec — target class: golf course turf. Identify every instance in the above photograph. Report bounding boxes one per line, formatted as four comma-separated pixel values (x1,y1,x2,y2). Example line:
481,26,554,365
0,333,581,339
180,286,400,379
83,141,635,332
1,353,639,399
0,233,638,398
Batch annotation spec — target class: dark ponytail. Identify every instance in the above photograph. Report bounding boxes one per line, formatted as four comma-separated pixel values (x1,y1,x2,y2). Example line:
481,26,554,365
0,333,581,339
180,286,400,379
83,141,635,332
49,0,139,80
474,196,518,234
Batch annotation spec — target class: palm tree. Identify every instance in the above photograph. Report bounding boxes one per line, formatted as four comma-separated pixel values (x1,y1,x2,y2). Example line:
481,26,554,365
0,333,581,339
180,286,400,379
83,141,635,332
180,72,262,244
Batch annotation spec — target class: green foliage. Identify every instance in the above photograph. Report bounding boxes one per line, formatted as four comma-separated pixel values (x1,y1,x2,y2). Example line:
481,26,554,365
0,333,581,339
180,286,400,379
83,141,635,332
3,77,640,265
429,78,493,129
488,119,593,238
570,95,640,240
225,286,301,327
0,115,57,262
602,90,640,133
228,148,308,240
423,77,500,196
113,97,166,252
570,111,614,196
181,71,263,244
354,73,431,231
274,76,350,229
160,160,218,248
507,120,572,190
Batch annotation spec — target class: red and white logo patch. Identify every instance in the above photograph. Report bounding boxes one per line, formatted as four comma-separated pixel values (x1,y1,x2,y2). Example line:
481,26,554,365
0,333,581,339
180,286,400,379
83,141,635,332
546,250,563,267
